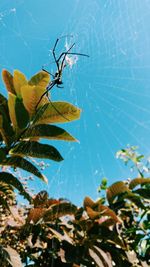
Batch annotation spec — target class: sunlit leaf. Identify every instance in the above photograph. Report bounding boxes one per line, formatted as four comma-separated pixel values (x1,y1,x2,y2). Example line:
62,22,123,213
22,124,77,142
27,207,46,223
89,246,113,267
84,196,95,208
2,69,16,94
1,156,47,183
97,204,121,223
21,84,49,116
86,206,101,219
8,92,18,130
13,70,27,96
15,97,29,129
28,71,50,87
48,227,73,244
9,141,63,162
4,246,22,267
129,178,150,189
0,172,31,201
34,101,81,124
107,181,129,203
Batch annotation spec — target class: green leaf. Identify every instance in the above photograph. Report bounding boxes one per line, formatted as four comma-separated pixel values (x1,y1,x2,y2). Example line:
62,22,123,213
28,71,50,87
129,178,150,189
34,101,81,124
0,172,31,201
0,94,14,145
124,191,145,209
0,148,6,162
9,141,63,162
22,124,77,142
15,97,29,129
13,70,27,96
1,156,47,183
133,188,150,199
21,84,49,117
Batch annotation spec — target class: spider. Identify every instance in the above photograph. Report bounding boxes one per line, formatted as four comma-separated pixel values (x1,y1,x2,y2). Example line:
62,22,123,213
36,37,89,118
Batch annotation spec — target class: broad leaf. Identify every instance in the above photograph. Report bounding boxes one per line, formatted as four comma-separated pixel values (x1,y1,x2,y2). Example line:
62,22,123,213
13,70,27,96
43,202,77,221
22,124,77,142
8,92,18,130
129,178,150,189
21,84,49,116
0,94,14,145
2,69,16,94
1,156,47,183
15,97,29,129
89,246,113,267
133,188,150,199
0,115,14,146
9,141,63,162
107,181,129,203
123,191,145,209
28,71,50,87
34,101,81,124
84,196,95,208
27,207,47,223
97,204,121,223
4,246,22,267
0,172,31,201
86,206,101,219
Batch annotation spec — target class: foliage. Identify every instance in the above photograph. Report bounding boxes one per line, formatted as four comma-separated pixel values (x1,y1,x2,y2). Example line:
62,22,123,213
0,172,149,266
0,69,150,266
0,69,80,203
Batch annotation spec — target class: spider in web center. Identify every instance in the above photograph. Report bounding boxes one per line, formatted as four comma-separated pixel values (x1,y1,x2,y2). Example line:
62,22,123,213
36,36,89,116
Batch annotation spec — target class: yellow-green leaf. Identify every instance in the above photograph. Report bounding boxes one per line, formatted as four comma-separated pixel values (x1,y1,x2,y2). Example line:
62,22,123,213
28,71,50,87
21,84,49,116
8,92,18,130
13,70,27,96
34,101,81,124
2,69,16,94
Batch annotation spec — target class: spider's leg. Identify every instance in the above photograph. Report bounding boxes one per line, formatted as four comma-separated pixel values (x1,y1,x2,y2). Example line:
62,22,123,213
35,81,55,109
65,52,89,57
52,38,60,71
42,67,55,79
57,85,64,88
57,43,75,63
49,98,70,122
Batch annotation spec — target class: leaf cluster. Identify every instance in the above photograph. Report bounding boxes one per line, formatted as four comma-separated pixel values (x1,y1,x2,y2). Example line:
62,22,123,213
0,176,149,267
0,69,80,205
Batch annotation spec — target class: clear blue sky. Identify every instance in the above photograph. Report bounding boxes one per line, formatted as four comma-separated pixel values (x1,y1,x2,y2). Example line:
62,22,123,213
0,0,150,204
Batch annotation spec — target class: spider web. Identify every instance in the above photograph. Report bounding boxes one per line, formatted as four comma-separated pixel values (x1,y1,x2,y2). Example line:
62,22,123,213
0,0,150,204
